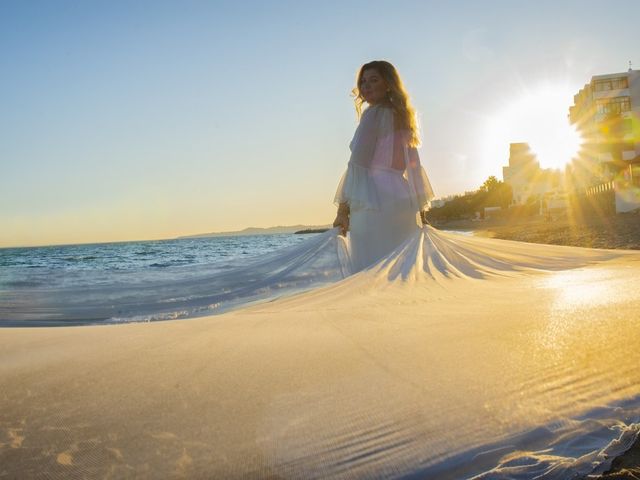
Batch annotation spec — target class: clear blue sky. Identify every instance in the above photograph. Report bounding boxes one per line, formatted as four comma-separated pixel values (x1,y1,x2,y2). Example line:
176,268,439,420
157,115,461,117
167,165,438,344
1,0,638,247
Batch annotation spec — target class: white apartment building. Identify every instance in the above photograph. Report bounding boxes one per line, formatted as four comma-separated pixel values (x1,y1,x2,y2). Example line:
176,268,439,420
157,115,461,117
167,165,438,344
568,68,640,211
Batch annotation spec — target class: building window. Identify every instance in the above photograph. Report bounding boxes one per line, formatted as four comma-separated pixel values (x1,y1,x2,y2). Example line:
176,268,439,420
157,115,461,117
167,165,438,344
612,77,629,89
595,77,629,91
596,96,631,115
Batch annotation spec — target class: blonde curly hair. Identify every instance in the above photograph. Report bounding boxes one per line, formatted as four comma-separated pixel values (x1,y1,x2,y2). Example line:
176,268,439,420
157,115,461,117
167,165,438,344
351,60,421,148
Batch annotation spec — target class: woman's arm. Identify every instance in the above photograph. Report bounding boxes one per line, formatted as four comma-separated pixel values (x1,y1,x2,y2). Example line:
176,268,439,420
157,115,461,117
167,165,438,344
333,107,383,211
349,107,380,167
333,202,350,236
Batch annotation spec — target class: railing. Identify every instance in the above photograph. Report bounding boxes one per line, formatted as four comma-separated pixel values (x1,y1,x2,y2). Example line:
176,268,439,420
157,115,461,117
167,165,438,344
585,181,615,196
570,181,616,217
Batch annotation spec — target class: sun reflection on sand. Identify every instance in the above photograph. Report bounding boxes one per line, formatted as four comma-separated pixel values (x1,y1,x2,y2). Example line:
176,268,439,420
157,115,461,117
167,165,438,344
542,268,617,310
532,267,631,353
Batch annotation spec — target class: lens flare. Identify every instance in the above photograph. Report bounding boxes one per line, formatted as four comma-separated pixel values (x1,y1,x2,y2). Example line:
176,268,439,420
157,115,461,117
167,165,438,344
483,86,584,171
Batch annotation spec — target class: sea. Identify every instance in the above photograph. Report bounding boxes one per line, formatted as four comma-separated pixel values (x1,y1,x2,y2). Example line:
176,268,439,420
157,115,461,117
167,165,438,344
0,233,316,327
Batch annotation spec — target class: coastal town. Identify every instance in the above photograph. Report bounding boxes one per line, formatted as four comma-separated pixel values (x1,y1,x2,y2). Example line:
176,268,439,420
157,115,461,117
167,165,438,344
428,67,640,250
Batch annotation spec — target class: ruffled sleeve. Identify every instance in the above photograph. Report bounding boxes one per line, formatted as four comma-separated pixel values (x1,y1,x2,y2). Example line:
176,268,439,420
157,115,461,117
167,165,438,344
333,161,382,210
333,106,382,210
333,105,435,212
404,145,435,211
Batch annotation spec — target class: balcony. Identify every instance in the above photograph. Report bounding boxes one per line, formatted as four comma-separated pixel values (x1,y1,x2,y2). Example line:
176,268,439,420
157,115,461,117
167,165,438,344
593,88,630,100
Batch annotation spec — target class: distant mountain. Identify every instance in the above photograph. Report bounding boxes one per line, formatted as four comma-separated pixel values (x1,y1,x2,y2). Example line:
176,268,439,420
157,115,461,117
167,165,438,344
177,224,333,239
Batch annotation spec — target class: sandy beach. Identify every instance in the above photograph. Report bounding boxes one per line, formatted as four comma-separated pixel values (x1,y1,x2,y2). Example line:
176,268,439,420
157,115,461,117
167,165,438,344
437,211,640,251
2,227,640,479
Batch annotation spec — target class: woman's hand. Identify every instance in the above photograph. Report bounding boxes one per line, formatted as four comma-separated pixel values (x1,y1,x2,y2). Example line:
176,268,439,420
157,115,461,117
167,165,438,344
333,202,350,236
333,213,349,236
420,210,430,226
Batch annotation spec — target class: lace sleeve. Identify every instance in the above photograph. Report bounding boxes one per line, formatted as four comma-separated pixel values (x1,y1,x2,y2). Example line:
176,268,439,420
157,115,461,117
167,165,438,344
348,106,380,168
404,145,435,211
333,106,382,210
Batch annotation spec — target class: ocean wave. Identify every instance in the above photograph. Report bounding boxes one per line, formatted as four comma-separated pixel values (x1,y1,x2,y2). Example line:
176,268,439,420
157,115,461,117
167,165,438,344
63,255,99,262
1,280,45,288
105,303,222,324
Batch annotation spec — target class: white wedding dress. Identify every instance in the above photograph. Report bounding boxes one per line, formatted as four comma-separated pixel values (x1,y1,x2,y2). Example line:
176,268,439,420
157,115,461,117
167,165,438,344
333,103,435,273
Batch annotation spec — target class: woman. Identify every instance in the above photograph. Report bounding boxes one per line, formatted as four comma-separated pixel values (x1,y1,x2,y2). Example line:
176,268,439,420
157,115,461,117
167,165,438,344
332,60,435,273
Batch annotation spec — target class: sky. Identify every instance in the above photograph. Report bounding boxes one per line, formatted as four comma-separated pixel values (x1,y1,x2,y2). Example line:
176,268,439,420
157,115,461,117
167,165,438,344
1,0,639,248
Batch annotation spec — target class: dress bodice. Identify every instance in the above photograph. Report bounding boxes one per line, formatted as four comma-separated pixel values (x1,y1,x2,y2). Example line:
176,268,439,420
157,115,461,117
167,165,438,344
349,104,408,172
335,104,435,212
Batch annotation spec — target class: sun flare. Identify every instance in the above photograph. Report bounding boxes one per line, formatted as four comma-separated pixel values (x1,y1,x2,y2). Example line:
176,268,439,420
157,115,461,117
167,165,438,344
484,86,584,171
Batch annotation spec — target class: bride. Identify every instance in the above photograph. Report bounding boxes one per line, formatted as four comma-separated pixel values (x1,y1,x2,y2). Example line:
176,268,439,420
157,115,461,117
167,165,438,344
331,60,435,273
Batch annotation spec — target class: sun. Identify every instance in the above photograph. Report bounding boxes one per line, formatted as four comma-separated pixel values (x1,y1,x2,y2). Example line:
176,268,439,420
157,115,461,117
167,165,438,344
483,86,584,171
